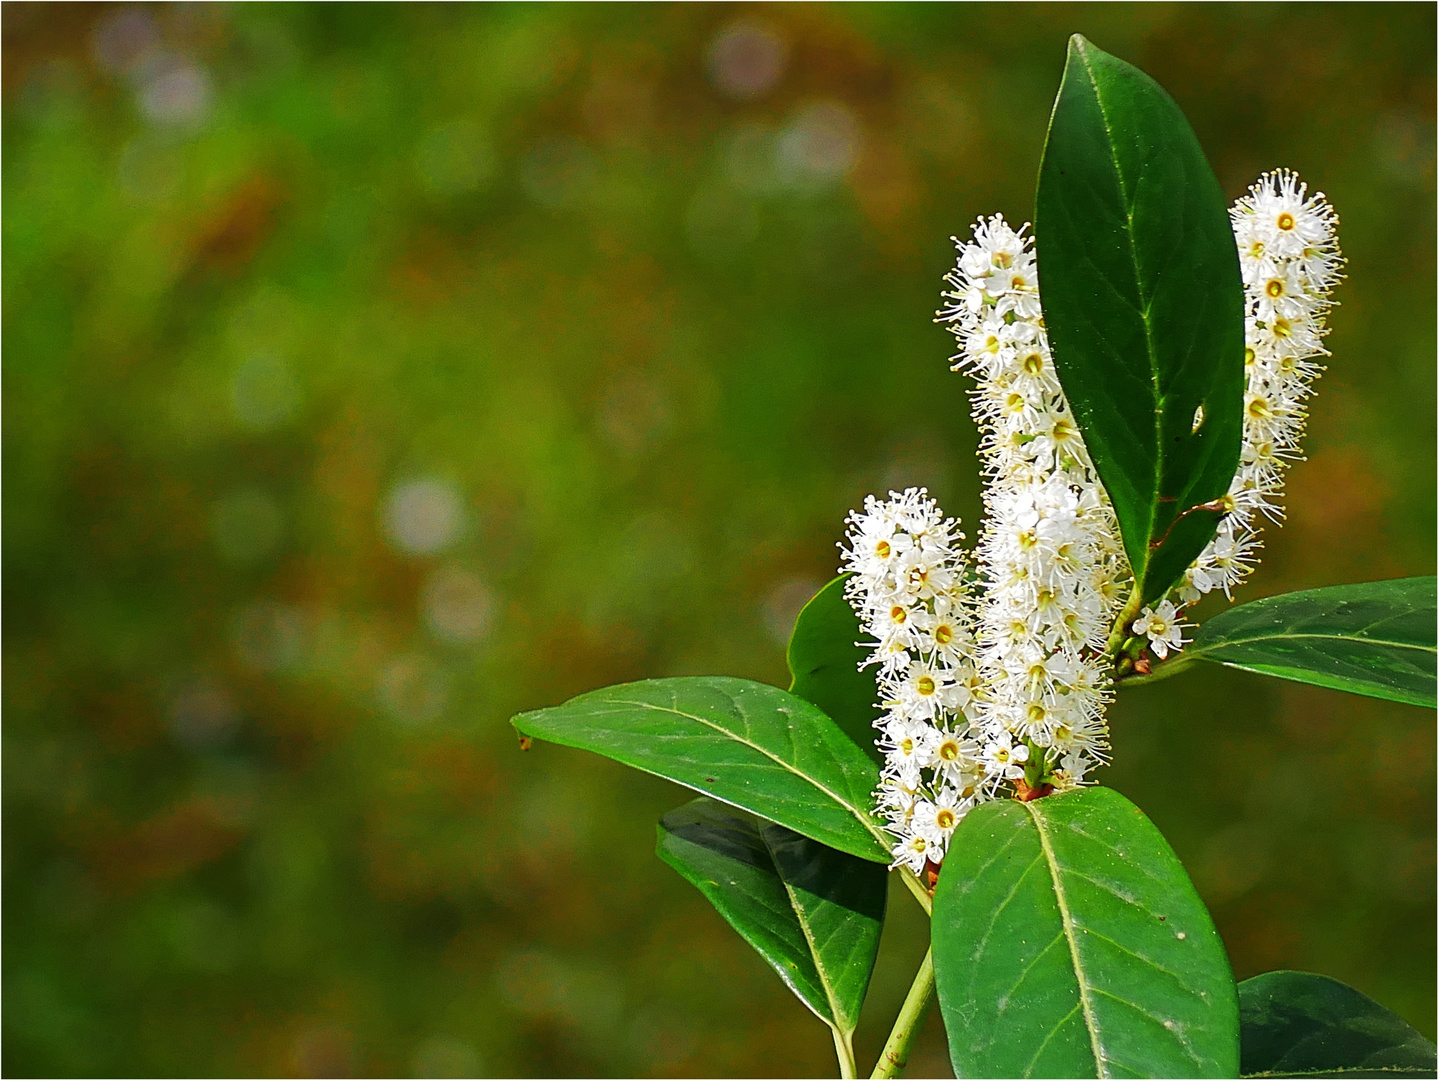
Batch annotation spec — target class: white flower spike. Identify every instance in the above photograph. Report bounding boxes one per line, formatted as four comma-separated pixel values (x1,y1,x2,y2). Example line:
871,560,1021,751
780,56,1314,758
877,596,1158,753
1178,171,1342,609
843,172,1340,875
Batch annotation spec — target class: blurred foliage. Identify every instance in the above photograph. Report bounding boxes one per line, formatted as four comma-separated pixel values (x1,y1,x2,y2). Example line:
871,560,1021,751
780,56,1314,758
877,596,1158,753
3,4,1433,1077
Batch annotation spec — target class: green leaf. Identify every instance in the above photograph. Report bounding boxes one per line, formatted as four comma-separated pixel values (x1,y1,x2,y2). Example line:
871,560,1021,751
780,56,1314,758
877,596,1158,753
1239,970,1438,1078
933,786,1239,1078
1036,35,1246,603
656,797,887,1042
511,676,890,862
1183,578,1437,707
787,574,882,762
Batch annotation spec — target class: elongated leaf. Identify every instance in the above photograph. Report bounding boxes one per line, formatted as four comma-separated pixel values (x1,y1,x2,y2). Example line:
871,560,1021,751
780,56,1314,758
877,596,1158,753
656,797,887,1039
1036,35,1245,602
787,574,882,762
1239,970,1438,1078
511,676,889,862
933,786,1239,1078
1185,578,1437,707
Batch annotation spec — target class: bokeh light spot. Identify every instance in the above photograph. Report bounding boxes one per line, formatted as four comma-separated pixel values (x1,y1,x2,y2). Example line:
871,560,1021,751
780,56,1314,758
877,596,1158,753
379,654,451,724
776,101,859,189
595,374,674,455
383,478,464,556
138,59,213,128
168,679,240,751
706,19,788,100
422,565,495,645
91,8,160,76
233,602,307,672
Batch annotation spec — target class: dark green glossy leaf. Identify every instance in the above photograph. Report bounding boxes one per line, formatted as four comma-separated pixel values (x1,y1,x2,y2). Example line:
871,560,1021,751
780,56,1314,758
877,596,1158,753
1239,970,1438,1078
1036,35,1245,603
933,786,1239,1078
511,676,889,862
656,797,887,1039
1185,578,1437,707
787,574,882,762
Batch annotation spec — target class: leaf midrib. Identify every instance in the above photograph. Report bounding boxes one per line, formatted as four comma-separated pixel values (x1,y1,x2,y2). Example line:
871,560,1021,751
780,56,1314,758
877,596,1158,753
1077,42,1163,578
609,695,891,853
763,829,849,1036
1026,799,1108,1078
1198,631,1437,655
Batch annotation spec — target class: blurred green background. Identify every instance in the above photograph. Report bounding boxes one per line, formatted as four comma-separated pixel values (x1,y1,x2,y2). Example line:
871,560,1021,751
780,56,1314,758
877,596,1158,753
4,3,1434,1076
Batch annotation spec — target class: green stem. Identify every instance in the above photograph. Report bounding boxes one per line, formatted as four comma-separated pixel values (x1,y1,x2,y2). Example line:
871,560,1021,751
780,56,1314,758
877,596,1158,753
1105,585,1145,659
897,867,932,916
1114,654,1197,688
832,1026,857,1080
869,948,935,1079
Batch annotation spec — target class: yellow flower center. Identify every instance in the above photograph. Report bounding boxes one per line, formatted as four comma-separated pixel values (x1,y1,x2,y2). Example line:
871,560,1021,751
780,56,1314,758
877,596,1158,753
1265,278,1285,298
1272,318,1292,339
935,623,954,646
938,740,960,761
1276,211,1296,231
875,539,891,558
1027,703,1047,724
916,675,936,696
1247,396,1273,420
993,252,1012,270
1022,352,1044,375
890,605,907,624
1244,346,1256,365
935,809,956,830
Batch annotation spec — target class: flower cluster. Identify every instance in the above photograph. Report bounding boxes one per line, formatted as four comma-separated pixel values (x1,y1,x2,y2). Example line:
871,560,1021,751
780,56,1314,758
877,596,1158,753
839,489,980,872
1172,171,1343,612
842,175,1340,875
940,216,1128,801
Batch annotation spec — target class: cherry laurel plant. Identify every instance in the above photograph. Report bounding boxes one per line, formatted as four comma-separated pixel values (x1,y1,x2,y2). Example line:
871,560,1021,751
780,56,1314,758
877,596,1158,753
512,38,1437,1080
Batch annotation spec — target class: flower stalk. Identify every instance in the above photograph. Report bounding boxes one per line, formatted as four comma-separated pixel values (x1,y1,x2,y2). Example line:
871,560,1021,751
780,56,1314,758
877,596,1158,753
869,948,935,1080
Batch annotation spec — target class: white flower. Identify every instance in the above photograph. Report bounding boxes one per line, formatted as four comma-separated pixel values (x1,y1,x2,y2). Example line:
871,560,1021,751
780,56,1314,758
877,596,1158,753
983,731,1030,781
892,829,934,873
877,716,934,773
913,787,970,847
1132,601,1187,660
